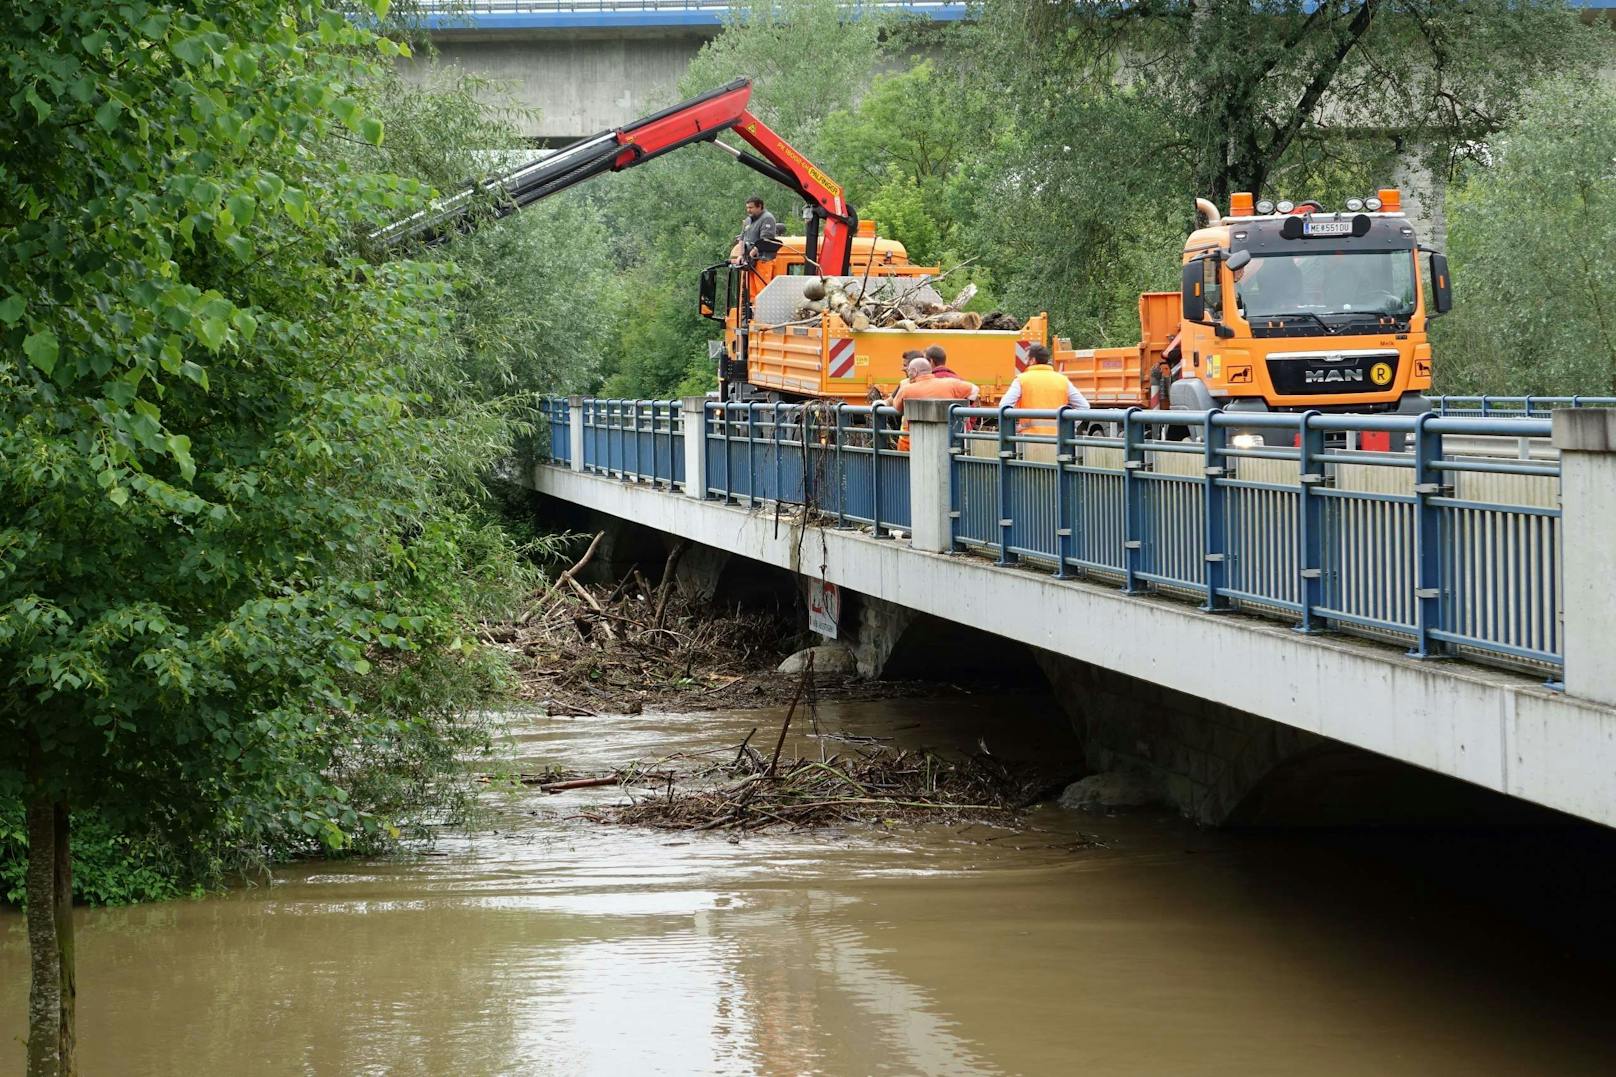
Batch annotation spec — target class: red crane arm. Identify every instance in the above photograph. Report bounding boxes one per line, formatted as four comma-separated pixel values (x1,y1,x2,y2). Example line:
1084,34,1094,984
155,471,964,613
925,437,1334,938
375,78,856,273
607,79,856,274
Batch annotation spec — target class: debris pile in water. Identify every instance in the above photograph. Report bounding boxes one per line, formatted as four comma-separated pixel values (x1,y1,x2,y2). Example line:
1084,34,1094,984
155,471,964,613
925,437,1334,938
484,534,944,714
574,657,1061,832
581,740,1048,832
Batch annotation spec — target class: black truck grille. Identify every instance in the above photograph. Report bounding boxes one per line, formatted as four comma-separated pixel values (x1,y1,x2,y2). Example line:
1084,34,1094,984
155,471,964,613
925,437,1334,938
1265,350,1399,395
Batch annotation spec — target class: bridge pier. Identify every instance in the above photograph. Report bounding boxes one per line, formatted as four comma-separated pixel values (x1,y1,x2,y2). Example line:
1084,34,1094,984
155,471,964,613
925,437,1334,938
1034,652,1549,825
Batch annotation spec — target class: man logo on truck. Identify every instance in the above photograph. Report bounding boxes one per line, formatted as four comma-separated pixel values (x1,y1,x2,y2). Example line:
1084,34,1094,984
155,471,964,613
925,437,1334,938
1305,369,1364,384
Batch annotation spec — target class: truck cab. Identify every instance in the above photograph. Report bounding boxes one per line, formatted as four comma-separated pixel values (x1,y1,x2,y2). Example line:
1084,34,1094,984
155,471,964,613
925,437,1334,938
1170,189,1453,428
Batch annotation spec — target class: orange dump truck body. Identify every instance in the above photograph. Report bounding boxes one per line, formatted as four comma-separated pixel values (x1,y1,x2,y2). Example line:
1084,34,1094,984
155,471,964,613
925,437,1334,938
717,223,1049,403
748,313,1052,404
744,267,1049,404
1052,292,1180,408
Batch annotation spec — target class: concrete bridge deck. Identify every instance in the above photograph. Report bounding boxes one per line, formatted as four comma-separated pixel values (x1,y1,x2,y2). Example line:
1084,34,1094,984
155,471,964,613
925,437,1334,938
526,399,1616,827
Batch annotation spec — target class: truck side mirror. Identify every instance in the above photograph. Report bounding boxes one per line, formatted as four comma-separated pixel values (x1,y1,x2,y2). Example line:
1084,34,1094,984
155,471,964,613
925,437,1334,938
1181,260,1206,323
698,264,723,322
1429,252,1452,315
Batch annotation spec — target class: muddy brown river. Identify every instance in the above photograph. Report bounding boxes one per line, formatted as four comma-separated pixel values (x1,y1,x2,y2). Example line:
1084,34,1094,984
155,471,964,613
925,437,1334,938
4,694,1615,1075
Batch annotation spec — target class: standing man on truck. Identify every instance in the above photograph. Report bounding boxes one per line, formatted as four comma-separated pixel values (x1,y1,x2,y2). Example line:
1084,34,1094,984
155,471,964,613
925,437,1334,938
1001,343,1089,461
736,196,781,266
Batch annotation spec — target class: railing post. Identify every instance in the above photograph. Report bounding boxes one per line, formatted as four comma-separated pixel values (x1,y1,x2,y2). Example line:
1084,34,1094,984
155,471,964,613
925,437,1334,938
1294,411,1326,632
833,404,849,529
904,399,954,553
1053,408,1073,579
681,397,707,500
1553,408,1616,704
746,403,759,507
568,396,585,474
772,401,785,503
1201,410,1230,611
872,406,886,537
995,405,1015,565
1121,407,1144,593
1408,411,1447,658
629,399,642,481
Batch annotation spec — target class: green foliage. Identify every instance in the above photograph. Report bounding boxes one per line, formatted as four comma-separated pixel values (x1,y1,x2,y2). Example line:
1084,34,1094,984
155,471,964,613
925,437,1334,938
360,69,624,405
859,170,943,267
0,0,530,899
0,806,193,906
817,60,982,270
986,0,1604,202
1436,78,1616,395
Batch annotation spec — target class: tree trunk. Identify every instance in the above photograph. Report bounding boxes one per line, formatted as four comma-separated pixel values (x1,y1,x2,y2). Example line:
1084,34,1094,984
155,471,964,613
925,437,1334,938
24,796,60,1077
53,803,76,1076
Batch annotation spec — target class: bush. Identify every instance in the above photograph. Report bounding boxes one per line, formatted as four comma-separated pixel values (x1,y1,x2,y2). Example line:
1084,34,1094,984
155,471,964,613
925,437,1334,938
1437,78,1616,395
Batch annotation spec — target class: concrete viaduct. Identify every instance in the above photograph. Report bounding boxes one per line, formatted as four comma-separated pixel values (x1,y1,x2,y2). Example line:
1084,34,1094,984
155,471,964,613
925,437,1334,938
523,397,1616,830
400,1,968,142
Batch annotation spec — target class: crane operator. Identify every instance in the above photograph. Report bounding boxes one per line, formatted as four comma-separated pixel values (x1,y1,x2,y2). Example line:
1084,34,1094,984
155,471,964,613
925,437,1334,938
735,196,782,266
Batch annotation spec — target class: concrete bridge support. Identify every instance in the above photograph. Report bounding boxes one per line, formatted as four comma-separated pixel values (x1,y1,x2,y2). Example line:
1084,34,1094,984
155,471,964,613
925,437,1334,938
797,577,1536,825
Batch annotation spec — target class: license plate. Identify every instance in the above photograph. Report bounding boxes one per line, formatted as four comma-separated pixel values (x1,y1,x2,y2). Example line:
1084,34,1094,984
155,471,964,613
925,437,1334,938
1303,219,1351,236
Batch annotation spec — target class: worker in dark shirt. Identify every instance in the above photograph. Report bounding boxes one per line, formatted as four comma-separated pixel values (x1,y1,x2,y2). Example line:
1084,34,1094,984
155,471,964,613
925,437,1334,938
924,343,960,379
737,196,781,265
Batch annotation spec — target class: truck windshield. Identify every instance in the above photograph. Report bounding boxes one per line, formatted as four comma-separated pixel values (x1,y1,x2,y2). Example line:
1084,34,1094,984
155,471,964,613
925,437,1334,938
1238,250,1416,321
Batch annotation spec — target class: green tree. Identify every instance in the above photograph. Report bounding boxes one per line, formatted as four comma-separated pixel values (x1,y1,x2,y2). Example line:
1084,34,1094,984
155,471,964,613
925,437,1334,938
986,0,1603,204
816,59,981,267
360,69,624,405
2,4,523,1071
1436,78,1616,394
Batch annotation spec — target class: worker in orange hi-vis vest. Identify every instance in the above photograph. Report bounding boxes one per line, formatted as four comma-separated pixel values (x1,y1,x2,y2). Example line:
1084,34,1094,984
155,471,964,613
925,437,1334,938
1000,343,1089,461
892,356,978,452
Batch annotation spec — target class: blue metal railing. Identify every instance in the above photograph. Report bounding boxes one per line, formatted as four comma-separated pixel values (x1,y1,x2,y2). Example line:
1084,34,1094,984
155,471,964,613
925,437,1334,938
537,397,1563,674
701,402,911,534
575,399,685,488
538,396,571,466
950,407,1562,672
1428,395,1616,417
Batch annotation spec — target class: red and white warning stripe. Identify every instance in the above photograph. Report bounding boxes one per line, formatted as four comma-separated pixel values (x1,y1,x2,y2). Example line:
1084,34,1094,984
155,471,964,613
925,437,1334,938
1013,339,1032,372
827,337,857,379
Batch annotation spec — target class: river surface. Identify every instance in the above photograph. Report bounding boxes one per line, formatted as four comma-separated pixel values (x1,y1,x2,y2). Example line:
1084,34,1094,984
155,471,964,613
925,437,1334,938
4,694,1615,1076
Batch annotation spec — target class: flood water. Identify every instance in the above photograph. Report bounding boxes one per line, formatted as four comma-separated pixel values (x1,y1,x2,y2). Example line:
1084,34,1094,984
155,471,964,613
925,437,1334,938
4,694,1615,1076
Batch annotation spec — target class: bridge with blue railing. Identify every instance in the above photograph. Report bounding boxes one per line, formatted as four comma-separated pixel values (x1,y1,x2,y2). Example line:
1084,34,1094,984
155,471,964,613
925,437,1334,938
525,395,1616,827
418,0,1614,32
416,0,968,31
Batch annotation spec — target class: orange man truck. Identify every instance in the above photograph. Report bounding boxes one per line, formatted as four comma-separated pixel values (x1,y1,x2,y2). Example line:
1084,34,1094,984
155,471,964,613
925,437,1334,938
1056,189,1451,440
